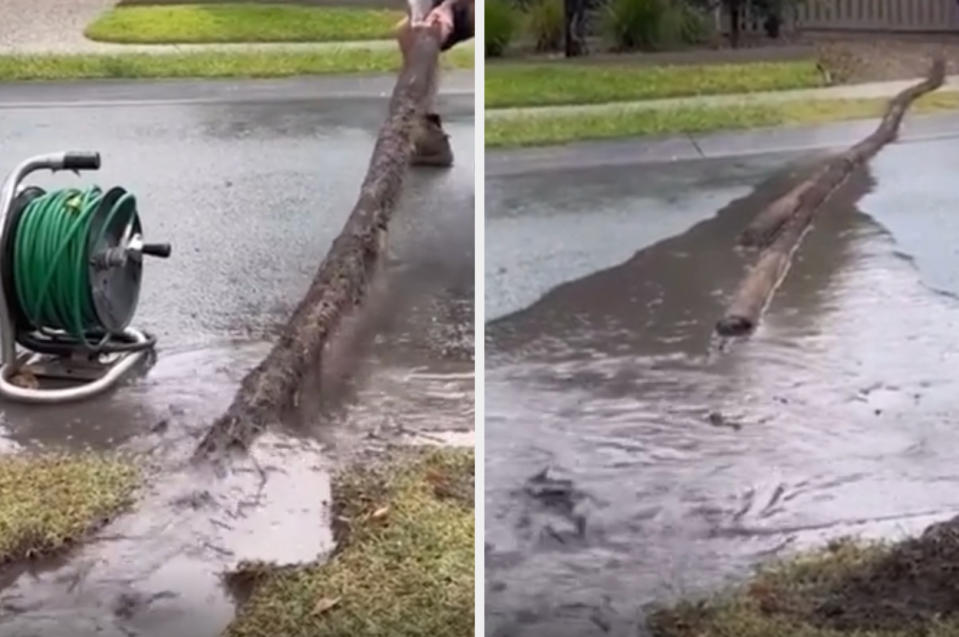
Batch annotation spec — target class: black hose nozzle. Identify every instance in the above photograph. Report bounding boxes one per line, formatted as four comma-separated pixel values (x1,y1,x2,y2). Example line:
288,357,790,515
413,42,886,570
62,152,101,171
142,243,172,258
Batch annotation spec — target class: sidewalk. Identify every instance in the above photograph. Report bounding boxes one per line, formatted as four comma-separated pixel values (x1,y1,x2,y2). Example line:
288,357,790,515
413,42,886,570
0,0,112,53
485,75,959,120
486,110,959,176
0,0,394,54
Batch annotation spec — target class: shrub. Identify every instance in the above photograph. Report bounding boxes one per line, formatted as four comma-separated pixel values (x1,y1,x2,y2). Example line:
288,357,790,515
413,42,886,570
487,0,519,57
604,0,711,51
677,2,712,44
526,0,564,52
657,1,684,45
603,0,670,50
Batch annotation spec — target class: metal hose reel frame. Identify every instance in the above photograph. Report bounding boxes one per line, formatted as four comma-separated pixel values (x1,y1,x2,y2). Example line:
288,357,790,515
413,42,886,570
0,152,169,403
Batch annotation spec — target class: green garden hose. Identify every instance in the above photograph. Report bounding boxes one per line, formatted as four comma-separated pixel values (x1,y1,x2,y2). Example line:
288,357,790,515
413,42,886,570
13,186,132,349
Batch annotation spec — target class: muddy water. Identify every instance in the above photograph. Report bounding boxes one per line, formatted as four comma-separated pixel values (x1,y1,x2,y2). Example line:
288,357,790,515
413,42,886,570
485,138,959,637
0,92,473,636
0,340,337,637
299,149,476,453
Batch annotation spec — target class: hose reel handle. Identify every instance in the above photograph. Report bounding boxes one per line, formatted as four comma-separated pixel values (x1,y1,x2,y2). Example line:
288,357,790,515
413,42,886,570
141,243,172,259
62,152,101,171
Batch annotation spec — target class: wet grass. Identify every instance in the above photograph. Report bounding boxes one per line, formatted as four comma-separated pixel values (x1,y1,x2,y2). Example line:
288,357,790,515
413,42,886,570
485,90,959,148
485,60,824,109
0,44,473,81
225,447,474,637
649,519,959,637
0,453,137,563
85,4,403,44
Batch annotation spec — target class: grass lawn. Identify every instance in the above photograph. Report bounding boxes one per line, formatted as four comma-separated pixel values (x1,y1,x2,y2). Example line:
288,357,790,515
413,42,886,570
485,60,825,109
86,3,404,44
0,44,473,81
648,522,959,637
485,91,959,148
0,453,137,562
226,447,474,637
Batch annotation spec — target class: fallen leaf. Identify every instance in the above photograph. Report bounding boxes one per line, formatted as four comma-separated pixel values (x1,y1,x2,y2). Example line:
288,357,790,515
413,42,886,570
313,596,341,615
372,506,389,519
11,368,38,389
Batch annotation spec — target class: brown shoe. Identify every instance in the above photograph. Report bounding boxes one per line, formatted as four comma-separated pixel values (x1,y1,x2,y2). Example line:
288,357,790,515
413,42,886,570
411,113,453,167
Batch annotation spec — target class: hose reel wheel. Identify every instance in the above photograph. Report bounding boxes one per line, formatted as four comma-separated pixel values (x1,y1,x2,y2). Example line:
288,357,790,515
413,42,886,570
3,184,168,354
88,186,143,334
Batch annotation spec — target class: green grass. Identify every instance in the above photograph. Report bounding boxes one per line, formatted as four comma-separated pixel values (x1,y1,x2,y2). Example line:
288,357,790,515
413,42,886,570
648,537,959,637
485,60,824,108
226,448,474,637
486,91,959,147
0,44,473,81
0,453,137,562
85,4,404,44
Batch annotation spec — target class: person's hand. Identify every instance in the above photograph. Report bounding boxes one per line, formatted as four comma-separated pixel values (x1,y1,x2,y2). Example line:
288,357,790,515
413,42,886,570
428,0,474,51
395,2,444,58
396,0,473,57
423,0,455,44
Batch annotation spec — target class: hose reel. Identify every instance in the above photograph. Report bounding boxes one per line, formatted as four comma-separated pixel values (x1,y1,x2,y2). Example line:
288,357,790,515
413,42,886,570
0,152,170,403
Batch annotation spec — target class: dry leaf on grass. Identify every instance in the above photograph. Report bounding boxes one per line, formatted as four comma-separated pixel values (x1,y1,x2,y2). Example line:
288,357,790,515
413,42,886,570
371,506,389,519
312,596,341,615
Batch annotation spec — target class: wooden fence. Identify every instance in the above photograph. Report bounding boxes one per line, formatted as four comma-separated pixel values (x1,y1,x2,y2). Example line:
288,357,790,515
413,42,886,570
729,0,959,34
798,0,959,30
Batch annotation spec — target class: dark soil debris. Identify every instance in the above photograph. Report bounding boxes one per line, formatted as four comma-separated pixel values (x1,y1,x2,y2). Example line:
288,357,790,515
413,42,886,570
649,516,959,637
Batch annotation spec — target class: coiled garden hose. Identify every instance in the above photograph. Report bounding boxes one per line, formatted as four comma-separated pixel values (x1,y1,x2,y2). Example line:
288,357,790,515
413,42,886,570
12,186,152,352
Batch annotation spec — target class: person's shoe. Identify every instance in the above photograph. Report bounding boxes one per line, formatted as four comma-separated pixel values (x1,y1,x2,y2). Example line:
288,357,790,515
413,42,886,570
411,113,453,167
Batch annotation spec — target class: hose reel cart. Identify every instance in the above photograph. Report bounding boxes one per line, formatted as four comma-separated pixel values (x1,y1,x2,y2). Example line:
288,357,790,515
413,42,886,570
0,152,171,403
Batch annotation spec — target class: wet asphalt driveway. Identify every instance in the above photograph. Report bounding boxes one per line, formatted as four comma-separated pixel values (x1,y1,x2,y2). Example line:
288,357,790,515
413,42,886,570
485,117,959,637
0,72,474,637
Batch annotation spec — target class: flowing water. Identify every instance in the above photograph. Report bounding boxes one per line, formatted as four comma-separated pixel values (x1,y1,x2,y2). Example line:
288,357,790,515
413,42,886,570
485,136,959,636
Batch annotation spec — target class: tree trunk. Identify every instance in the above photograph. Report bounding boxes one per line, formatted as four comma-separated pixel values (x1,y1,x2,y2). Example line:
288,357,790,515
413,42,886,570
564,0,587,57
195,25,442,461
716,58,945,338
764,14,780,38
729,0,741,48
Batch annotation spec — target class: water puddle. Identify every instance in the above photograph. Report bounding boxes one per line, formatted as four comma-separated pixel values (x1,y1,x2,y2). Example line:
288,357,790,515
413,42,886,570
0,432,331,637
0,340,330,637
0,341,267,452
